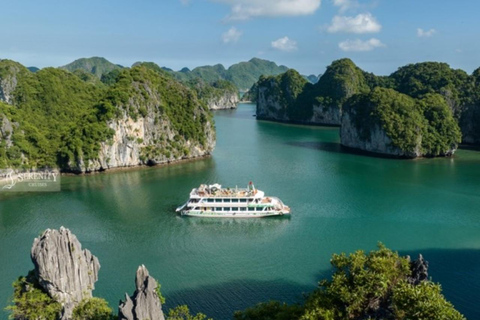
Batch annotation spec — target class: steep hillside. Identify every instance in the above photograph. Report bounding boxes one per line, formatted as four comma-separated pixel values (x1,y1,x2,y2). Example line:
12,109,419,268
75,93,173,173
0,60,215,172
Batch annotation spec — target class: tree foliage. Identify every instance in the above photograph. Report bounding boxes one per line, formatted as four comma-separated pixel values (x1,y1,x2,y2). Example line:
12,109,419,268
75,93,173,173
6,271,62,320
72,298,114,320
235,245,465,320
167,305,212,320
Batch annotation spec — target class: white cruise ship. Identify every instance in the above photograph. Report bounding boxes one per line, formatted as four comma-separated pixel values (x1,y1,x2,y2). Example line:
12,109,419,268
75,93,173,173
176,182,290,218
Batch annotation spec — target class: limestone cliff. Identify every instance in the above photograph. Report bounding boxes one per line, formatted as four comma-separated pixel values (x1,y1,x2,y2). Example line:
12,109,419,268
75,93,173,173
0,61,216,173
256,60,368,126
31,227,100,319
0,60,28,104
0,110,16,147
341,110,421,157
118,265,165,320
207,90,239,110
340,88,459,158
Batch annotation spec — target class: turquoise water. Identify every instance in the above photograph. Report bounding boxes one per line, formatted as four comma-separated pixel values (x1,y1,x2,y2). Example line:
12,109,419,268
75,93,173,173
1,103,479,319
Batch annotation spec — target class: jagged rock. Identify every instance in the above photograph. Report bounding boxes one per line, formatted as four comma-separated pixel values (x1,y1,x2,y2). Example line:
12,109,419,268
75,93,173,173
408,254,429,285
119,265,165,320
31,227,100,319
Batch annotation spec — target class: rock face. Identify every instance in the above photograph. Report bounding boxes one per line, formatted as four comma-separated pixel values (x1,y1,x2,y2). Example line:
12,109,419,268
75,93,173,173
0,113,16,147
0,60,24,104
340,110,422,157
207,91,239,110
407,254,429,285
118,265,165,320
31,227,100,319
69,110,215,173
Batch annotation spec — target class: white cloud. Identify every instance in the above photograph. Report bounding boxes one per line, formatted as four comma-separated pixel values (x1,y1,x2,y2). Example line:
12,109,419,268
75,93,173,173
332,0,358,13
271,36,298,52
214,0,321,21
417,28,436,37
222,27,242,43
327,13,381,34
338,38,385,51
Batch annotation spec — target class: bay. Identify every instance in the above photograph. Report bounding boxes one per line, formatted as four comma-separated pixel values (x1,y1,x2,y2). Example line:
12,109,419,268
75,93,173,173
0,103,479,319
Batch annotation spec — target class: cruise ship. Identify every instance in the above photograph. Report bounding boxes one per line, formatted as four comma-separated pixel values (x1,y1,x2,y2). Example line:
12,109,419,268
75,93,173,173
176,182,290,218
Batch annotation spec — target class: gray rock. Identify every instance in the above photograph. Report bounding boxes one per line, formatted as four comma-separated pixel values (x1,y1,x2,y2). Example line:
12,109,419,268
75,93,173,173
207,91,239,110
0,114,17,147
31,227,100,319
408,254,429,285
0,63,20,104
119,265,165,320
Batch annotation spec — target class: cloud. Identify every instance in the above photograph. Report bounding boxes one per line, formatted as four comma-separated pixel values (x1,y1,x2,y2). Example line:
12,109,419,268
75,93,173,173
271,36,298,52
327,13,381,33
222,27,242,43
417,28,436,37
332,0,358,13
215,0,321,21
338,38,385,51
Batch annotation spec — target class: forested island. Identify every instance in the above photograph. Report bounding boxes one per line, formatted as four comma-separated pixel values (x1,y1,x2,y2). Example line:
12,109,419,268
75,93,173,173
0,59,215,173
255,59,480,158
7,227,464,320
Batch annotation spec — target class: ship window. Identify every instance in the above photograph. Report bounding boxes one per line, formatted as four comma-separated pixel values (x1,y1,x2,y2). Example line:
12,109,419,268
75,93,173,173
224,199,231,203
232,199,238,202
232,207,238,211
207,199,214,202
248,207,254,211
240,199,247,202
215,198,221,202
225,207,230,211
240,207,246,211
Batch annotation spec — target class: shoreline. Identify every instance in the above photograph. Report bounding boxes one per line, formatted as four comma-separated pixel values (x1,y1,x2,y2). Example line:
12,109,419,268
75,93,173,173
61,154,212,176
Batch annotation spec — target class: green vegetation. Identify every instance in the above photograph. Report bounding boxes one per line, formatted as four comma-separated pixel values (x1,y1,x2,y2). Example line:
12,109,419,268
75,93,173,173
0,59,214,171
0,64,112,169
345,88,461,156
256,69,312,121
312,58,370,109
167,305,212,320
234,244,464,320
161,58,289,91
72,298,114,320
6,271,62,320
61,57,123,79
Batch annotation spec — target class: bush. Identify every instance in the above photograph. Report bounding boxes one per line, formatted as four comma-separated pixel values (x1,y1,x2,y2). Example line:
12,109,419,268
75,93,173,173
72,297,114,320
6,272,62,320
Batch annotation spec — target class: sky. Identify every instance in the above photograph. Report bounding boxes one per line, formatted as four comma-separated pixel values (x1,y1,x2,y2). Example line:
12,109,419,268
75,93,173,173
0,0,479,76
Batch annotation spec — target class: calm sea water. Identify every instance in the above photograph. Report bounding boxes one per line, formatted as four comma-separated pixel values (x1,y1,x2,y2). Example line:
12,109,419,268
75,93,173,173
1,103,479,319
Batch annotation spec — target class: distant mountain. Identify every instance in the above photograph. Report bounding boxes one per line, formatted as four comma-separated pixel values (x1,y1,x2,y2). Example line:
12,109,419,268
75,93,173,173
27,66,40,73
162,58,289,91
61,57,123,79
304,74,321,84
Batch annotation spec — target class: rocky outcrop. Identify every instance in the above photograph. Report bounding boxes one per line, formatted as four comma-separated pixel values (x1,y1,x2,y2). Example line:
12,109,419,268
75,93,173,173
340,111,422,157
68,110,215,173
0,60,26,104
0,113,16,147
31,227,100,319
118,265,165,320
407,254,429,285
256,86,341,125
207,91,239,110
